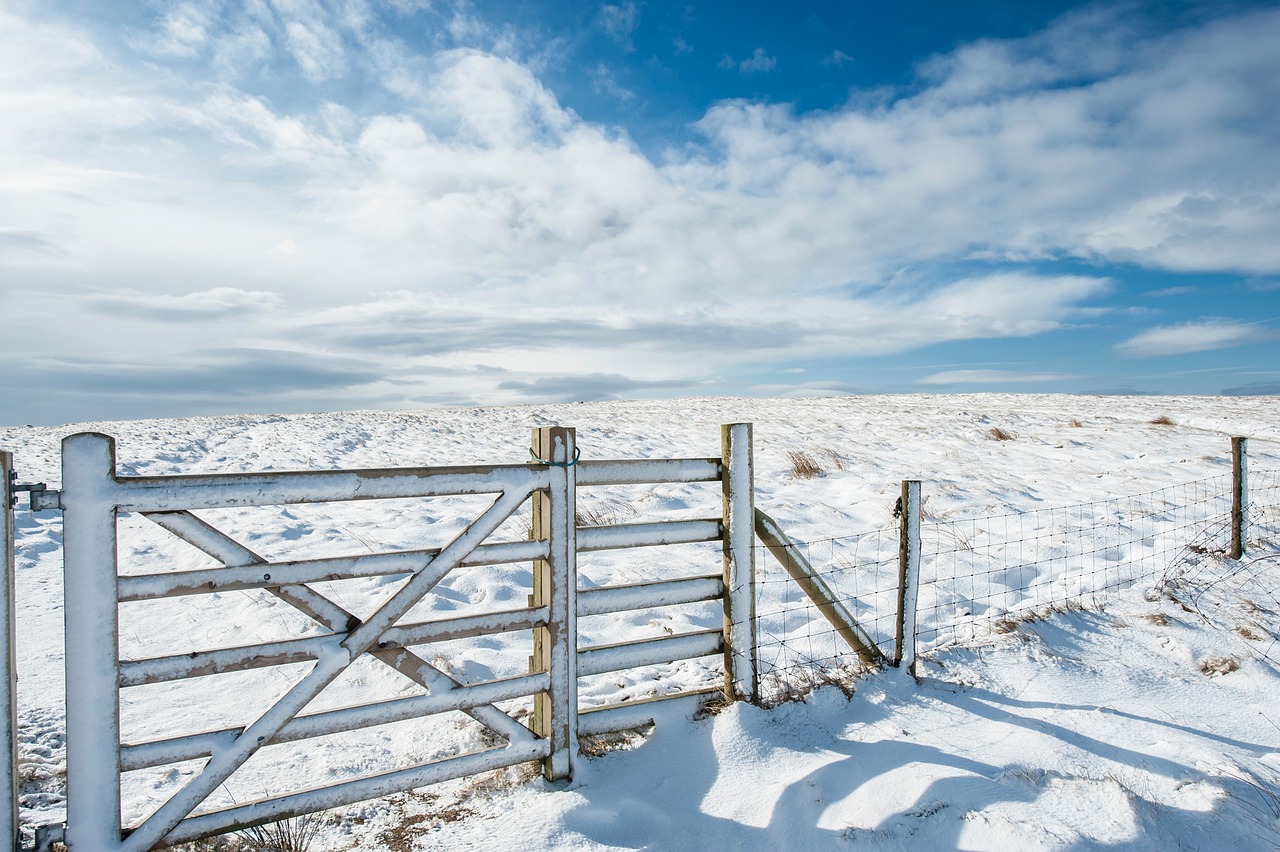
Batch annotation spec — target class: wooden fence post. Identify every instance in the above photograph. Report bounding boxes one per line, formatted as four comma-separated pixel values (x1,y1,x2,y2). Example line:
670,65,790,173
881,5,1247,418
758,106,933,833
721,423,758,704
1232,436,1248,560
530,427,578,781
895,480,922,676
1,452,18,852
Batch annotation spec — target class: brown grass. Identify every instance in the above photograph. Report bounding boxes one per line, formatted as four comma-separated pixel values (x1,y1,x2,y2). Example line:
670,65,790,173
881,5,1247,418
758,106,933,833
1199,656,1240,677
987,426,1016,441
1069,418,1084,428
820,447,847,471
787,450,823,479
1150,415,1176,426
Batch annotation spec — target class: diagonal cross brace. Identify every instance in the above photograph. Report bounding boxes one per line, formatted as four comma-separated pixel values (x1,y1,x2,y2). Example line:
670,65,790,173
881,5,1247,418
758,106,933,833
121,485,533,852
143,511,533,745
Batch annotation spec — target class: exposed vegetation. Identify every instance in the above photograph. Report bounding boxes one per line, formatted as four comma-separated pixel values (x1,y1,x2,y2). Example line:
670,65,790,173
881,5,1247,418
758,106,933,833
787,449,823,479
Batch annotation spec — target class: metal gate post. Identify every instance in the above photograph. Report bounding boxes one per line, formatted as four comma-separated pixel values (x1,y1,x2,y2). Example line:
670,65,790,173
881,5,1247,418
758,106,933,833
61,434,124,850
530,427,578,781
2,452,19,852
721,423,758,704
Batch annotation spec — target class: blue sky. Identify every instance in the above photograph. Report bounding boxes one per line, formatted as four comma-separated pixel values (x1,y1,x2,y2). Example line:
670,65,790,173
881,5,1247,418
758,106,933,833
1,0,1278,425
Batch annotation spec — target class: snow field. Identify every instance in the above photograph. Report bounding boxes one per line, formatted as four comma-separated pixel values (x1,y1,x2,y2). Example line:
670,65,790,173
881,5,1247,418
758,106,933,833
1,393,1278,849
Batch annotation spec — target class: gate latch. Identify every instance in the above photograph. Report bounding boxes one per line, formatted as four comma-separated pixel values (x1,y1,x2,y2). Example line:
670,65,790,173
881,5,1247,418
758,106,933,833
7,469,61,510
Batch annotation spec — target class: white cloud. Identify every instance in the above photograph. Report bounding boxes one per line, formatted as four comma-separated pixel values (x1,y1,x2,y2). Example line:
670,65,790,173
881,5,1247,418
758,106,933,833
281,19,346,81
88,287,285,318
918,370,1080,385
598,2,641,50
144,2,216,58
1116,320,1269,358
591,63,635,102
738,48,777,73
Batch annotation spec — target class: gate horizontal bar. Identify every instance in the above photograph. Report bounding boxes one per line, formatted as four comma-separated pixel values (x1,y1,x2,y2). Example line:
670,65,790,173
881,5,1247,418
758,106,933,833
122,671,549,771
578,687,723,737
153,739,551,849
105,464,549,513
380,605,547,647
576,458,721,486
121,607,550,687
577,575,723,617
577,519,722,552
118,539,548,601
120,635,336,687
577,629,724,677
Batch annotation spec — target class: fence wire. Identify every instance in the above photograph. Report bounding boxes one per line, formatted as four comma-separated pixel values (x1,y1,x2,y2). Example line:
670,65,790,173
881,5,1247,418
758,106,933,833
1170,468,1280,667
754,527,897,704
755,469,1280,703
918,473,1235,653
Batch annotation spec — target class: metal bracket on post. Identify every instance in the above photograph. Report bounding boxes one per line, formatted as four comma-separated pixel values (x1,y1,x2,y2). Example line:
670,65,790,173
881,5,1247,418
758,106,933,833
31,823,66,852
6,472,59,512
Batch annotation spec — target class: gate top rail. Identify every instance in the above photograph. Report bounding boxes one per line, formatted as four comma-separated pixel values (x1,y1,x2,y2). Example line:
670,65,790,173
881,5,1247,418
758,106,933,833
576,458,721,486
46,435,723,514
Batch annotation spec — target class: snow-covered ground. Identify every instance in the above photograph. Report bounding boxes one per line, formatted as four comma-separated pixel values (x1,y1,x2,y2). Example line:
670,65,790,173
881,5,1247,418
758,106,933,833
3,394,1279,850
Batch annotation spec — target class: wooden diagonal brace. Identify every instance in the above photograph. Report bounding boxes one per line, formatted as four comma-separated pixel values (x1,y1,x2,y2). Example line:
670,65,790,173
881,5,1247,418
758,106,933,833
754,508,885,667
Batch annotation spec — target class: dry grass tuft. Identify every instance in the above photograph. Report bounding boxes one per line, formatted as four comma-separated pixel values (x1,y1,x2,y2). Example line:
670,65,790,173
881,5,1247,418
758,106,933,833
820,446,847,471
987,426,1017,441
1069,418,1084,428
236,814,321,852
1150,415,1176,426
575,496,633,528
1144,612,1170,626
787,450,823,479
1199,656,1240,677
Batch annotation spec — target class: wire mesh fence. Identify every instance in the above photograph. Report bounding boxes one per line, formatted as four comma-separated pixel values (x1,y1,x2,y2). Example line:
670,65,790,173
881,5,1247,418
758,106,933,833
754,527,897,704
1168,468,1280,667
918,473,1235,653
754,468,1280,703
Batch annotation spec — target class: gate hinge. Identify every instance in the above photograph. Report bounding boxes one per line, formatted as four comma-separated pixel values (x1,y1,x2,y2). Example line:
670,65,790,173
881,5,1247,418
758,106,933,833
7,470,61,511
29,822,66,852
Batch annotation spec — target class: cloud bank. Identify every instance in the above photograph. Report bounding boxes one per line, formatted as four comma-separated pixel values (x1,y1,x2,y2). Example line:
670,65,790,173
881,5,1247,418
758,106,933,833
2,3,1278,422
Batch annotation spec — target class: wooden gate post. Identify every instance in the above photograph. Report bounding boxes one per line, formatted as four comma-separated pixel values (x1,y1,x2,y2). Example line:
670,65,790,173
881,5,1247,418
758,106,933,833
895,480,922,676
1231,436,1248,560
1,452,18,852
530,427,578,781
721,423,758,704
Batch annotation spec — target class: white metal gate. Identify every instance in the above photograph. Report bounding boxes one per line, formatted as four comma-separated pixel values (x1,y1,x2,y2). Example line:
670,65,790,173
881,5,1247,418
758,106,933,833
5,424,759,850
